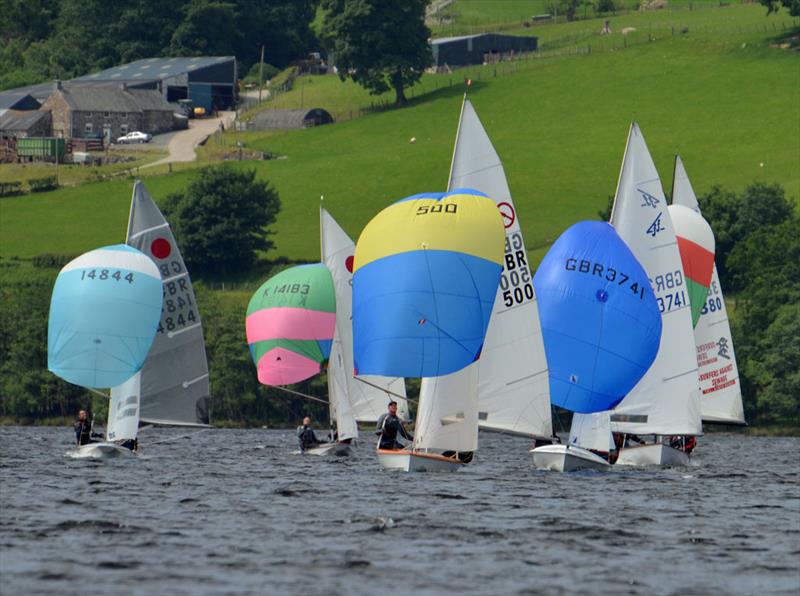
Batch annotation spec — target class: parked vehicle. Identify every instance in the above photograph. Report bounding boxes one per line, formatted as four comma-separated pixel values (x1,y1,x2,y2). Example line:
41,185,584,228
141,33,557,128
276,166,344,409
116,131,152,144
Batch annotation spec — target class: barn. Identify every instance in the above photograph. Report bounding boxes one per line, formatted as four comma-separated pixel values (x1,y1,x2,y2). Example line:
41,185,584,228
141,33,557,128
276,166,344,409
70,56,237,113
431,33,538,68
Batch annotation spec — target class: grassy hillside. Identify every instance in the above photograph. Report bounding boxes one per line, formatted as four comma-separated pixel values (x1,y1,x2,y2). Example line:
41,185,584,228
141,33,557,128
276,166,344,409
0,3,797,270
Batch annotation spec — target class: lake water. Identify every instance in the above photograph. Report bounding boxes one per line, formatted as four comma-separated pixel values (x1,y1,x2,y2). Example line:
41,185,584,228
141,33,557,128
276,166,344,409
1,427,798,595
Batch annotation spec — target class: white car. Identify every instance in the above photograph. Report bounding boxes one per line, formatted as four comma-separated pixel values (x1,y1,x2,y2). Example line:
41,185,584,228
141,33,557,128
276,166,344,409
116,131,152,144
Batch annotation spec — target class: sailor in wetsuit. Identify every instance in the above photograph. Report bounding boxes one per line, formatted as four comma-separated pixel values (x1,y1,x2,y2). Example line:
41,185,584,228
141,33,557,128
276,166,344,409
74,409,102,446
375,401,412,450
297,416,321,452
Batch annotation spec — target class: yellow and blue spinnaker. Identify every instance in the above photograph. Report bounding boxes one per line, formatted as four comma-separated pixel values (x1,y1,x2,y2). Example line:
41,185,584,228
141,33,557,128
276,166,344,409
352,189,505,378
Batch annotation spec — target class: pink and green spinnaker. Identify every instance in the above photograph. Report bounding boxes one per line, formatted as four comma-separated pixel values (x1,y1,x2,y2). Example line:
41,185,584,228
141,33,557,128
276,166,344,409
245,264,336,386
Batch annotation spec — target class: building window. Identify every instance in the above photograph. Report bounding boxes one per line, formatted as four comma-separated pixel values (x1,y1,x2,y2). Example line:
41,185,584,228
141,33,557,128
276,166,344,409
84,122,93,135
104,111,110,118
120,124,128,135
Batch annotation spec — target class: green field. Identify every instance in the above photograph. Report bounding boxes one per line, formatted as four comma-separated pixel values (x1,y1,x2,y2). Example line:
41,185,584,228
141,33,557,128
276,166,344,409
1,2,797,271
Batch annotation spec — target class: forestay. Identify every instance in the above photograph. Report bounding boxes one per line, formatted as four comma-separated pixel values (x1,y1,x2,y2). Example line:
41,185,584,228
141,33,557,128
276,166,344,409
126,181,211,427
320,207,408,424
672,156,744,424
605,124,701,436
445,98,551,438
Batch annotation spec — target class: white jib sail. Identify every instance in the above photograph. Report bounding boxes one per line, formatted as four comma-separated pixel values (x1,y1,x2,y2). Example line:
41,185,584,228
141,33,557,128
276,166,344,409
415,363,479,453
446,97,552,438
107,374,140,443
672,155,744,424
126,181,211,427
605,123,701,436
320,207,408,434
569,411,614,453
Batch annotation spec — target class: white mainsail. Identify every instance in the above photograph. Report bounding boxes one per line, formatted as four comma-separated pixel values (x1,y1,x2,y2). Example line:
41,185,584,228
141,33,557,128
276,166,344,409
107,374,140,443
672,156,744,424
603,123,701,436
443,97,552,438
320,207,408,437
125,181,211,427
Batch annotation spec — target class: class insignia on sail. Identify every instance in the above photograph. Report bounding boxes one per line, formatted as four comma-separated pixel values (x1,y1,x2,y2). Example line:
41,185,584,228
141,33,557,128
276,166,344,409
352,189,505,378
534,220,662,414
246,263,336,386
47,244,163,389
667,204,716,328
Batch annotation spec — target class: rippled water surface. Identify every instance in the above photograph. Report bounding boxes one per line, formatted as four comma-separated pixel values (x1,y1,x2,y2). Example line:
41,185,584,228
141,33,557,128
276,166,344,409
1,428,798,595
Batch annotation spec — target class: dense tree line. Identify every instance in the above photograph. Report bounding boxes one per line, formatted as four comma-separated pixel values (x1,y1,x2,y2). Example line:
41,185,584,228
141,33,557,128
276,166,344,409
0,0,319,90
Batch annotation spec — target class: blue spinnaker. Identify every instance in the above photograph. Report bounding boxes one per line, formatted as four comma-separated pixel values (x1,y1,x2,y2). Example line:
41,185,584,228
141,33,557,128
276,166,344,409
534,221,662,413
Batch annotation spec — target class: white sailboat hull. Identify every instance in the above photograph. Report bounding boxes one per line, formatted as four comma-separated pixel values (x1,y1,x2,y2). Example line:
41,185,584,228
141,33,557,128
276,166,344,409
376,449,465,473
615,443,689,467
530,444,611,472
67,442,135,460
304,442,351,457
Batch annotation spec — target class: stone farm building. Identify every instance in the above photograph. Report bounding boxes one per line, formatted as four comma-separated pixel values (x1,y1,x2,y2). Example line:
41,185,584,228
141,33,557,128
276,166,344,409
41,81,175,142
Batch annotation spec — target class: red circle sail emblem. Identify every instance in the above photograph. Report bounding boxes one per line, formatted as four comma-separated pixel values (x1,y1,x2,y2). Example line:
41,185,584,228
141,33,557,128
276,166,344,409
497,202,515,229
151,238,172,259
345,255,354,273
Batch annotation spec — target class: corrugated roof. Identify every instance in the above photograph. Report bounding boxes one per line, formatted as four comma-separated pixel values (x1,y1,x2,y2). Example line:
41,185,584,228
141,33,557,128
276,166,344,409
0,109,49,131
431,33,484,44
56,83,173,113
0,92,42,110
72,56,234,83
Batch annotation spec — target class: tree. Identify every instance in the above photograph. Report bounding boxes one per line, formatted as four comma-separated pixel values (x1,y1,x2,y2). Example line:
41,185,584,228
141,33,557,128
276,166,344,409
759,0,800,17
320,0,432,105
742,302,800,425
699,182,794,291
169,1,241,57
162,165,281,276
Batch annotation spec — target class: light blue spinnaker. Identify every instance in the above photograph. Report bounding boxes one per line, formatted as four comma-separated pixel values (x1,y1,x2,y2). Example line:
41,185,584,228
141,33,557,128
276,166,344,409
48,244,163,389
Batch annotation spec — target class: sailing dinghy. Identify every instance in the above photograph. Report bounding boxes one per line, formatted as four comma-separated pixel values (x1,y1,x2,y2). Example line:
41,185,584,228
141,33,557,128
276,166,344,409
446,97,553,442
353,189,505,472
246,263,351,456
125,181,212,430
671,156,745,426
587,123,702,467
530,221,662,471
48,245,163,459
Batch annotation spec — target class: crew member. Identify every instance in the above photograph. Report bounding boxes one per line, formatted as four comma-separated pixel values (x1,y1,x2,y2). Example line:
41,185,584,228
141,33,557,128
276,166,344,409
375,401,412,450
297,416,320,452
74,410,101,446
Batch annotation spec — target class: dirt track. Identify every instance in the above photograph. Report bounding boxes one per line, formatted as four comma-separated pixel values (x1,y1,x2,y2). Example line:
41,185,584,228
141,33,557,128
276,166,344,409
140,111,236,169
